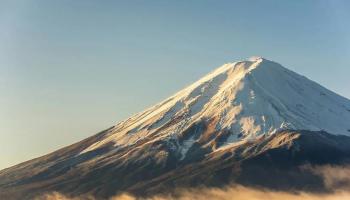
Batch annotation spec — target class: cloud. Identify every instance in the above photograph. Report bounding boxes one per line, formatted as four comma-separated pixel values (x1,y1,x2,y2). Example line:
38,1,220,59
38,165,350,200
38,186,350,200
311,165,350,190
111,186,350,200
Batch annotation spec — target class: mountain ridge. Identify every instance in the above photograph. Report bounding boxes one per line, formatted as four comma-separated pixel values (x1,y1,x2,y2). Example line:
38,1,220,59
81,57,350,156
1,57,350,199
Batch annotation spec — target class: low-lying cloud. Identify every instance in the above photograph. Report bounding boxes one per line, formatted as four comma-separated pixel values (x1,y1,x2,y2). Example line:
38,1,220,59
311,165,350,190
38,165,350,200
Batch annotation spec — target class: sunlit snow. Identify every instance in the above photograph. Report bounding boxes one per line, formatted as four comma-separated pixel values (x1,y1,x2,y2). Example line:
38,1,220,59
81,57,350,155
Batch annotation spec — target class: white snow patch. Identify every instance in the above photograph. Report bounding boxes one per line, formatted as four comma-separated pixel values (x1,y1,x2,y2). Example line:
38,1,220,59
179,136,196,160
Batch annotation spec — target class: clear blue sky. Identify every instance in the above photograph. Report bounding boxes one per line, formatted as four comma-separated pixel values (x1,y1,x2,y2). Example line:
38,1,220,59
1,0,350,169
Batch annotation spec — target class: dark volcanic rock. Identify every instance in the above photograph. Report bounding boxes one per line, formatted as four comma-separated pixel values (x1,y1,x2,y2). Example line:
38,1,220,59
1,130,350,200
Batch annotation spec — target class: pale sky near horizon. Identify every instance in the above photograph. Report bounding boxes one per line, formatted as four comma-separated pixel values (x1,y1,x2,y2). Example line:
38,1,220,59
1,1,350,170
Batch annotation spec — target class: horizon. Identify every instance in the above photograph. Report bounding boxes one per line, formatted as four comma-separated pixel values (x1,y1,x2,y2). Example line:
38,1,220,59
1,1,350,170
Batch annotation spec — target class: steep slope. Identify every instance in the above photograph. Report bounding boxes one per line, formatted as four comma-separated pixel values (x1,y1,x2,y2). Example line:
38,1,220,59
1,57,350,200
82,57,350,155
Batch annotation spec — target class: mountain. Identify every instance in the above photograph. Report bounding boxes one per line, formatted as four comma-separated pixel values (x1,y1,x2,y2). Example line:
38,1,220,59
1,57,350,199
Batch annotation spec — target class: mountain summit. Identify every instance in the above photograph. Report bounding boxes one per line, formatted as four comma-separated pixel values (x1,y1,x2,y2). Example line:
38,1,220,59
1,58,350,199
83,57,350,155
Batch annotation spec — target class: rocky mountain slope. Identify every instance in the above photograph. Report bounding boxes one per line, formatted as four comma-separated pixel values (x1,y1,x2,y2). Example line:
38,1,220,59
1,57,350,199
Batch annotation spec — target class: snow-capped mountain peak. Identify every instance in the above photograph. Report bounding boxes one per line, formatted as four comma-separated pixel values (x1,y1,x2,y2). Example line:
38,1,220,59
82,57,350,154
248,56,264,61
3,57,350,199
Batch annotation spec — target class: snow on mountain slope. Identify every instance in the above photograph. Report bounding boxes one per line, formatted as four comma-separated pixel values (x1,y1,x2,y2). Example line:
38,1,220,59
82,57,350,154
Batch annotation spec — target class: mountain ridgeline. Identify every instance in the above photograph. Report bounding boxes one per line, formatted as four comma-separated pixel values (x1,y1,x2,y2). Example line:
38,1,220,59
1,57,350,199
